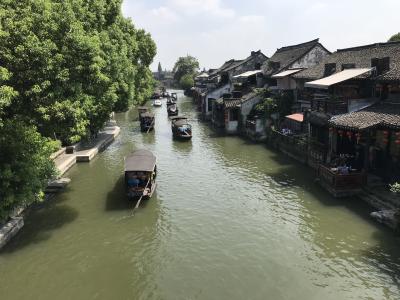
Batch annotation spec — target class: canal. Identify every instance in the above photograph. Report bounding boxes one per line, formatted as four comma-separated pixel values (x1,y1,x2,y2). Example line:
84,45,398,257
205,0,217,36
1,91,400,300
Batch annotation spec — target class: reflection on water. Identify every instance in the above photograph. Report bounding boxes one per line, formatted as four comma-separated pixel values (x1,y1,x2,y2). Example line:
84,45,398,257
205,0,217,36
0,90,400,300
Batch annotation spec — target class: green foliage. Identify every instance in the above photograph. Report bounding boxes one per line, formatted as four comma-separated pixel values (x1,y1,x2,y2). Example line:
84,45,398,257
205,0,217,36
173,55,199,82
0,0,156,144
388,33,400,42
252,90,294,121
0,119,57,221
179,74,195,90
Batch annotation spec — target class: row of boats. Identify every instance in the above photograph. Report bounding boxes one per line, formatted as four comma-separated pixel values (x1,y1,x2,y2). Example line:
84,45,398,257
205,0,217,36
125,92,192,201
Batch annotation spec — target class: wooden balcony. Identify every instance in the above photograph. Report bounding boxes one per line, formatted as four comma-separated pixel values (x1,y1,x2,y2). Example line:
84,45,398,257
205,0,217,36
311,98,349,115
316,164,366,197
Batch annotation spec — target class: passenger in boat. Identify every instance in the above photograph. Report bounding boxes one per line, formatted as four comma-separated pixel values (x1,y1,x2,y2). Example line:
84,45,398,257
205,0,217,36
128,174,140,188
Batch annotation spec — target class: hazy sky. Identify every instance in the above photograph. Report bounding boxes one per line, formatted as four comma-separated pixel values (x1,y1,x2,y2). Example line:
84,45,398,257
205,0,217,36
122,0,399,71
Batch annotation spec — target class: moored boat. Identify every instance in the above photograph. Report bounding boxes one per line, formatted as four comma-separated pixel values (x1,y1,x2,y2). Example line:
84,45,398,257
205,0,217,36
139,111,155,132
125,150,157,200
171,116,192,139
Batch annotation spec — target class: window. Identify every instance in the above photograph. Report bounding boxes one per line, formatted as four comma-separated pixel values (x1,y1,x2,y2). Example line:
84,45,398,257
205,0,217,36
324,63,336,76
342,63,355,70
229,109,239,121
371,57,390,75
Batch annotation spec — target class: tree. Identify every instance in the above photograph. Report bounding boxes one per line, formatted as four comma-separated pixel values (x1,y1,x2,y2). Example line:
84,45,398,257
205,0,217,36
179,74,194,91
388,33,400,42
0,0,156,220
0,119,58,221
173,55,199,82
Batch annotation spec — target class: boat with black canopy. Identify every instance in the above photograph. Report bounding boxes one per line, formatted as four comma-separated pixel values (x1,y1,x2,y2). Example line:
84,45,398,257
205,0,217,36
167,104,179,116
171,116,192,139
124,150,157,200
139,111,155,132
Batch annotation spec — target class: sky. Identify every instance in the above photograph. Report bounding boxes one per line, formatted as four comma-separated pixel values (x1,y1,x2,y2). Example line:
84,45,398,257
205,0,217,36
122,0,400,71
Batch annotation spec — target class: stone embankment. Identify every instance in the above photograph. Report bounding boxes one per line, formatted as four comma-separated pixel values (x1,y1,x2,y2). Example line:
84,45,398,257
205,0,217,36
0,121,121,250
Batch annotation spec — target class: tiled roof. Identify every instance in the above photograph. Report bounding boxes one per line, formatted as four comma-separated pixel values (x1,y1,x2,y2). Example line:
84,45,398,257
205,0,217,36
263,39,322,76
224,50,268,73
295,41,400,81
224,91,259,108
209,59,244,77
329,102,400,130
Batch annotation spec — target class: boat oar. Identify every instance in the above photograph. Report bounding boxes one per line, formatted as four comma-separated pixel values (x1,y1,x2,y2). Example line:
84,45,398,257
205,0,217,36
131,178,151,214
146,118,155,134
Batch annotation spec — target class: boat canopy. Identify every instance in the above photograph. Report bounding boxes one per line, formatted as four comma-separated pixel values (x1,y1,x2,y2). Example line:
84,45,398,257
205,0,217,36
171,116,189,126
125,150,156,172
140,112,155,118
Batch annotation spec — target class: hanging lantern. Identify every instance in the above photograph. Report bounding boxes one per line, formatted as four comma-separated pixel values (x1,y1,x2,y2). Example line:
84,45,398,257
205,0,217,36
347,131,353,140
383,138,389,144
395,140,400,145
338,130,344,137
383,130,389,136
395,132,400,137
329,127,334,132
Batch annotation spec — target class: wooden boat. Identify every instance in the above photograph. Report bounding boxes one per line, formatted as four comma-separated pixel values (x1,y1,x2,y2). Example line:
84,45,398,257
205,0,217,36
166,97,176,107
171,92,178,101
150,92,161,99
171,116,192,139
138,106,148,119
153,99,162,107
167,103,179,116
125,150,157,200
139,111,155,132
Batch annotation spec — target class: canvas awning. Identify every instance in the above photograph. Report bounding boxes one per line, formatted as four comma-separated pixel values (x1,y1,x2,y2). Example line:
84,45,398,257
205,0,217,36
233,70,262,79
272,69,303,79
125,150,156,172
305,68,373,89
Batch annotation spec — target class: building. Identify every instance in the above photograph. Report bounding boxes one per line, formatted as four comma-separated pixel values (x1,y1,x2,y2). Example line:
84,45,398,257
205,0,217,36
263,39,331,112
296,41,400,195
203,51,268,120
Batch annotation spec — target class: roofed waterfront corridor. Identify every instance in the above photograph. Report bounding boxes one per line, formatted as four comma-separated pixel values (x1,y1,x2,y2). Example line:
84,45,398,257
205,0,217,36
1,91,400,300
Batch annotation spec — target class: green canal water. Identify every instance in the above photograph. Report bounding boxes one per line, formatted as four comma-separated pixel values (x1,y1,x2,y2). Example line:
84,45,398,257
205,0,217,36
1,91,400,300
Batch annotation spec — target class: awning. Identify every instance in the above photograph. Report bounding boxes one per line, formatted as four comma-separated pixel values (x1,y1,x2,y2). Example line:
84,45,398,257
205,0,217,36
285,113,304,123
272,69,303,79
233,70,262,79
305,68,373,89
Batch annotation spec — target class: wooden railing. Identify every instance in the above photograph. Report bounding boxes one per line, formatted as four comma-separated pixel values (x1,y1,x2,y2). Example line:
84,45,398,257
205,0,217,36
311,98,349,115
269,130,308,159
317,164,365,194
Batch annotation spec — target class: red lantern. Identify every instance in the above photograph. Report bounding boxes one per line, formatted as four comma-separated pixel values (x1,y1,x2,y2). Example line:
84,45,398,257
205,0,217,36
338,130,343,137
395,140,400,145
329,127,334,132
383,130,389,136
396,132,400,137
383,139,389,144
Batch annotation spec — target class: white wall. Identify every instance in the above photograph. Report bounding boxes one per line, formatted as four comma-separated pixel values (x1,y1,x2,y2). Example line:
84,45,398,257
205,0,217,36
277,77,297,90
290,44,330,69
204,83,231,118
240,95,262,126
